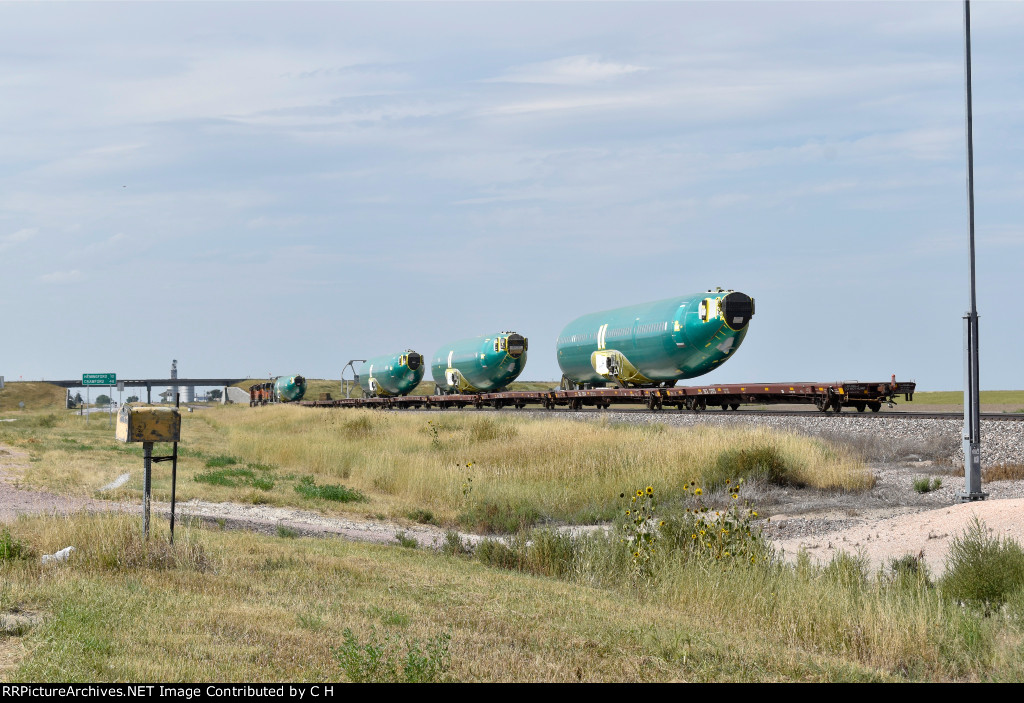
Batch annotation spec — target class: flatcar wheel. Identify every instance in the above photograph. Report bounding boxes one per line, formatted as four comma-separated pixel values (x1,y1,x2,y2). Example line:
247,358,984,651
692,398,706,414
730,403,740,411
721,404,728,411
816,398,829,412
831,400,843,413
869,401,882,412
855,402,866,412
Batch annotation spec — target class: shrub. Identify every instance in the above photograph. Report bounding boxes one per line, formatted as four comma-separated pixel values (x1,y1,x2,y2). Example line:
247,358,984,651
276,525,300,539
476,530,580,579
441,530,470,556
822,551,869,590
205,455,240,468
468,418,518,443
0,528,33,562
709,445,800,490
620,486,658,578
294,477,366,503
658,480,771,566
942,517,1024,607
194,467,272,491
406,508,437,525
475,538,520,571
889,553,933,589
394,531,418,549
333,627,451,683
458,500,540,534
913,477,942,493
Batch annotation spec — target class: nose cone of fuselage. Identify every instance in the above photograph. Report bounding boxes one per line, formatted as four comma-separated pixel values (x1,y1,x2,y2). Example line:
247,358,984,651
721,292,754,331
506,334,527,359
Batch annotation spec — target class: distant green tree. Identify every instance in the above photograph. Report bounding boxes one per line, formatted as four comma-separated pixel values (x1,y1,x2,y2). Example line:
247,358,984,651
126,395,140,403
74,392,83,405
95,394,111,405
208,389,222,401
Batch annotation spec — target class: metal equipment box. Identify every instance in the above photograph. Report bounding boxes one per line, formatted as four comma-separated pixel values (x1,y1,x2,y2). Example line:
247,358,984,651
115,404,181,443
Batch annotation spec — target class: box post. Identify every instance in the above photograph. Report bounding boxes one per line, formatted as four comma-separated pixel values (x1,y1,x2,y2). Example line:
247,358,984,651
143,441,153,538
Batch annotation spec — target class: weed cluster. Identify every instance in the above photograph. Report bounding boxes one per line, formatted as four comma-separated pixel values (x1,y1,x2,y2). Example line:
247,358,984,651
405,508,437,525
476,530,580,579
441,530,470,556
294,477,366,503
941,517,1024,607
195,466,274,491
394,531,418,549
709,445,801,489
0,528,33,562
620,486,658,577
913,477,942,494
333,627,451,683
659,479,770,566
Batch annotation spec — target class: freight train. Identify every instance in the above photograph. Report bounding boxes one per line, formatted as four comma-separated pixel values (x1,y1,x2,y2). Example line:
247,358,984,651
248,288,915,412
249,375,306,406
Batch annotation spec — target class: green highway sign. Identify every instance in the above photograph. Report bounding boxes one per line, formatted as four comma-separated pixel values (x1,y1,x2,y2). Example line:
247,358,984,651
83,373,116,386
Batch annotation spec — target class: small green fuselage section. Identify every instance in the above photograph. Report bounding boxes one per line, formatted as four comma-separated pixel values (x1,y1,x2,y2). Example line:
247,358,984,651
274,375,307,402
358,351,425,397
556,291,754,386
431,332,528,393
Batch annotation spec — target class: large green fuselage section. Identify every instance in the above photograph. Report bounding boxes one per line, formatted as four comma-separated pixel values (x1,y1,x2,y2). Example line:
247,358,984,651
431,333,528,393
556,292,752,385
274,375,306,402
358,352,425,397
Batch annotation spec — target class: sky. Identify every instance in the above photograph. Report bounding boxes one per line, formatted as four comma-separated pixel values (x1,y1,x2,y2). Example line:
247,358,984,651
1,1,1021,391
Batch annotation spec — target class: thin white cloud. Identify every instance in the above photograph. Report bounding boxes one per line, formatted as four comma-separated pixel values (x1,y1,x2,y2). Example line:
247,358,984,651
486,55,649,85
39,269,84,285
0,227,38,251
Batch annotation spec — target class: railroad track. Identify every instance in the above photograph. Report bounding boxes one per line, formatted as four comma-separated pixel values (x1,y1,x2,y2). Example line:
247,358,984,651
509,407,1024,422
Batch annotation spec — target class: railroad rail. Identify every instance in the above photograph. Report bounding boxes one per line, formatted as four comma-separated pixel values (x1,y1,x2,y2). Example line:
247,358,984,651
298,380,918,414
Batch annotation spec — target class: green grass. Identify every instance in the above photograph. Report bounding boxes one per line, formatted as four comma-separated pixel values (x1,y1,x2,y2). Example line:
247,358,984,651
913,477,942,493
293,477,366,503
942,517,1024,607
2,512,1024,681
908,390,1024,406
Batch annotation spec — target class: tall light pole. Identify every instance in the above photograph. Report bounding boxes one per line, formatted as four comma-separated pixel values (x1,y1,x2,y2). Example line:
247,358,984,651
961,1,985,502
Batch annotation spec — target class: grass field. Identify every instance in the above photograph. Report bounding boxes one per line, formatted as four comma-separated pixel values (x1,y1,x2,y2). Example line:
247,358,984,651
2,403,1024,681
0,405,870,532
907,390,1024,410
0,383,66,413
2,510,1023,682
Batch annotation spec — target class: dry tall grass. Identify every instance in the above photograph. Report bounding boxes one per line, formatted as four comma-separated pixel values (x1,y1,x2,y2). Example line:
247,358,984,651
211,407,871,527
1,404,870,530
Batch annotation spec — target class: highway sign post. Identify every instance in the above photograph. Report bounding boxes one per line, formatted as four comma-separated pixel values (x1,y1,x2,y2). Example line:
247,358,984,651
82,373,117,426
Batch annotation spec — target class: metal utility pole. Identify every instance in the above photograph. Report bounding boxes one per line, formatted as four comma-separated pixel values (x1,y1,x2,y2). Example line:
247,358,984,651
961,1,986,502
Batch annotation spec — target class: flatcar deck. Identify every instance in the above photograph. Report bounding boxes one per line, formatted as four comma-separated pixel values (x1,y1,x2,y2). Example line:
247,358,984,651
298,380,916,414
